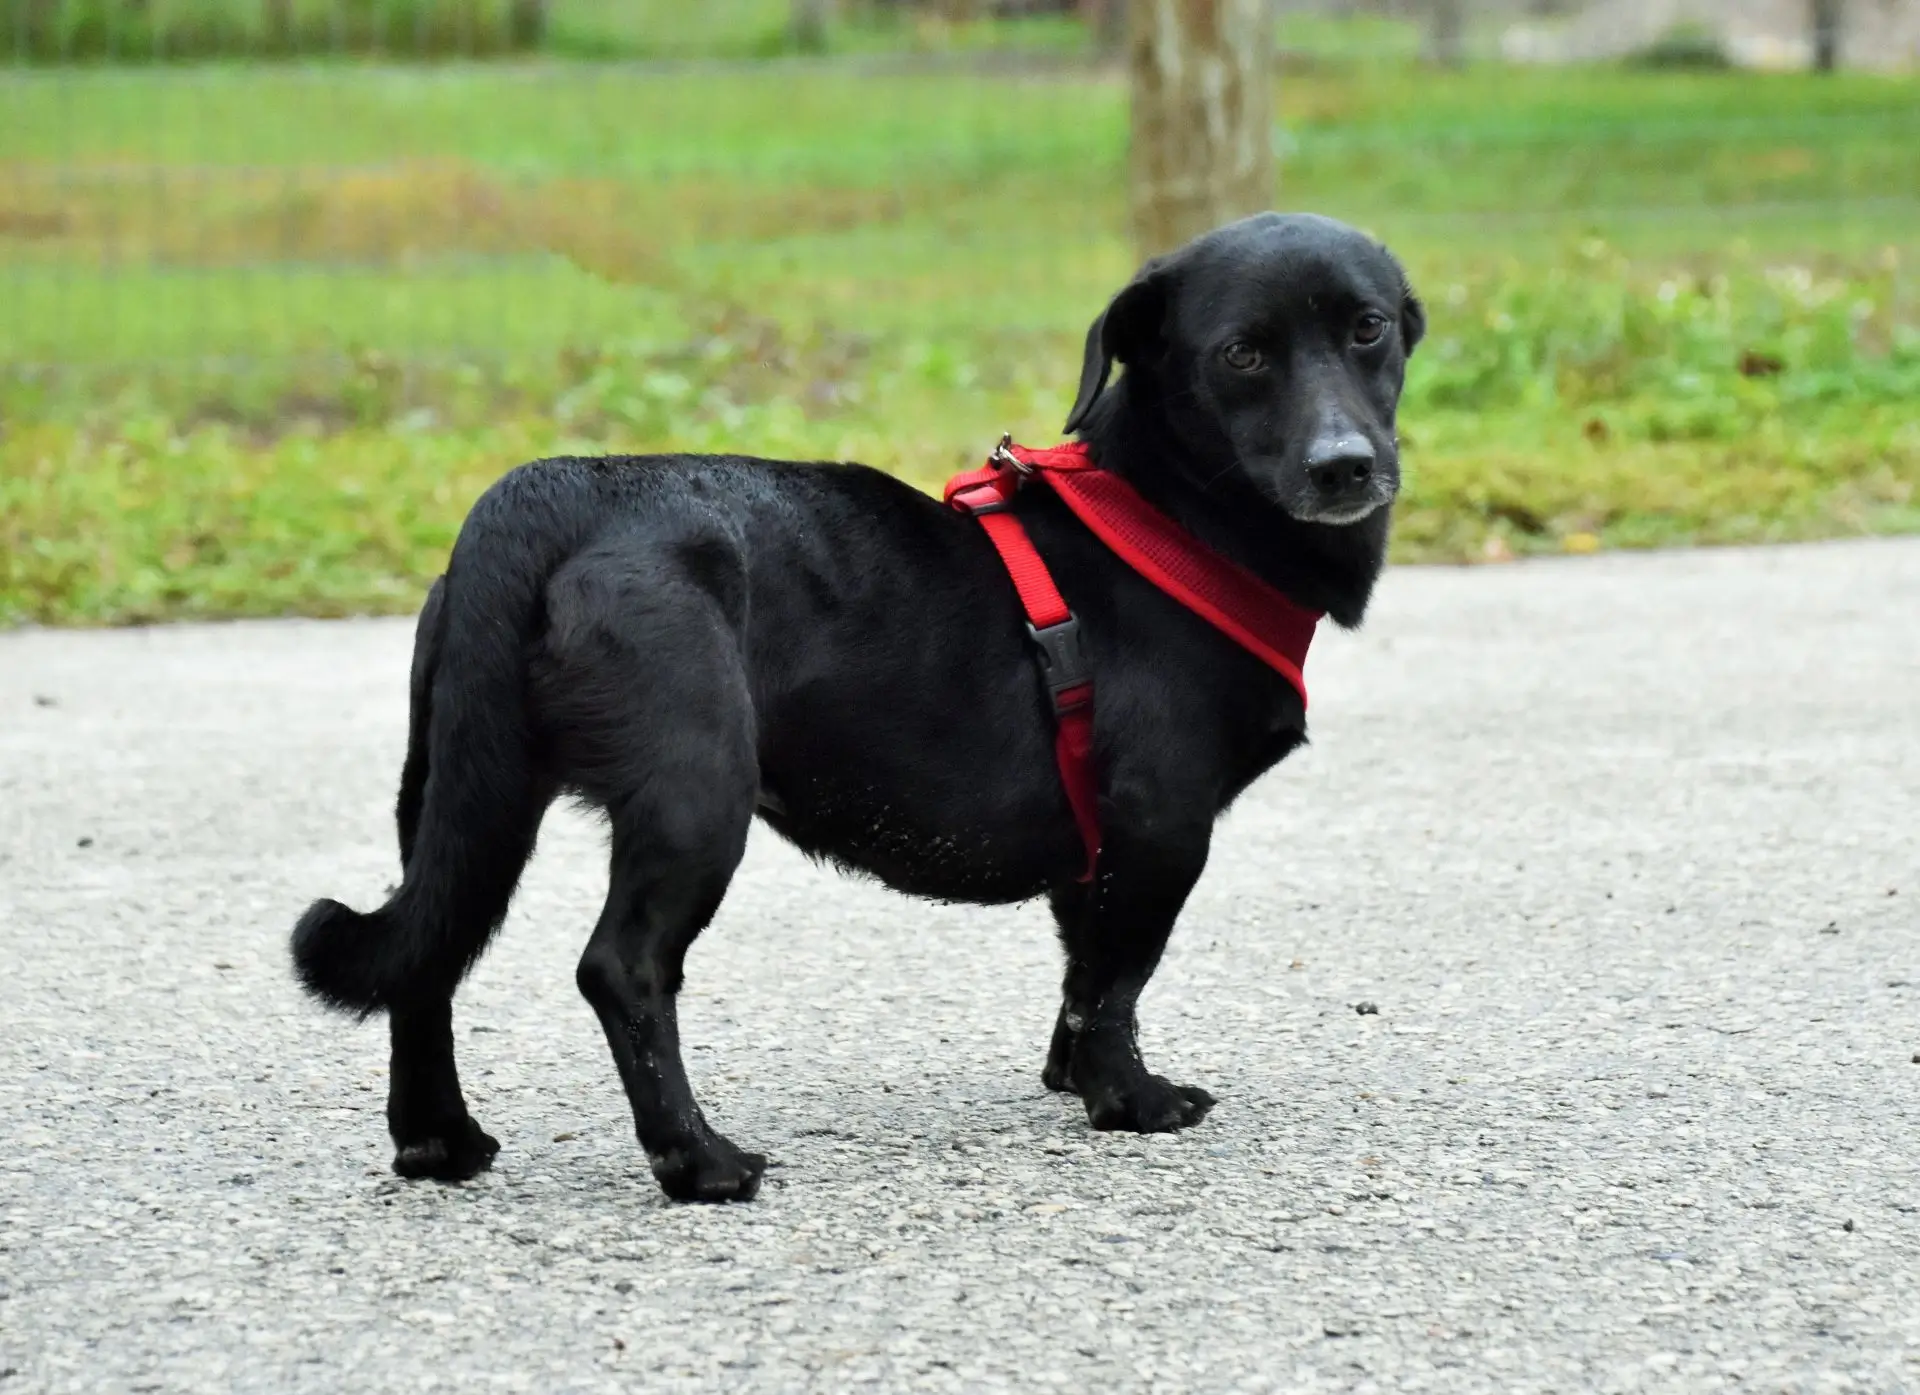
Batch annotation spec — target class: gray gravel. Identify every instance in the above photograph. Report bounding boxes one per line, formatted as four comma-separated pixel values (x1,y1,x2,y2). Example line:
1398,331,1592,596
2,538,1917,1393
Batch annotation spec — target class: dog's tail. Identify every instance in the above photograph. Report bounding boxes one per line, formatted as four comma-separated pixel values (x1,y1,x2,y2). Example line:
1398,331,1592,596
292,464,583,1015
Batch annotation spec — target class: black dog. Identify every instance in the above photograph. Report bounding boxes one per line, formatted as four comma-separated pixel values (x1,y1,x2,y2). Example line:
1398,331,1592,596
293,211,1424,1202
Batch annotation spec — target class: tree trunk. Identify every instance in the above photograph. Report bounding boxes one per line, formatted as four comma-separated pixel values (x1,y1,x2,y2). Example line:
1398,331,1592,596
508,0,549,50
1128,0,1275,260
264,0,295,54
1082,0,1129,53
1810,0,1842,70
1423,0,1464,66
793,0,833,50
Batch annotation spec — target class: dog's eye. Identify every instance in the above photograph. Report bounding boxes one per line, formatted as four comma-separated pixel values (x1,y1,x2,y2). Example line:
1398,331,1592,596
1353,312,1389,347
1221,341,1264,372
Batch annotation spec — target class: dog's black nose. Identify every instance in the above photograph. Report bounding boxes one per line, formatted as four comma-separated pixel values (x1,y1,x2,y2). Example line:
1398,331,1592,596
1305,434,1376,495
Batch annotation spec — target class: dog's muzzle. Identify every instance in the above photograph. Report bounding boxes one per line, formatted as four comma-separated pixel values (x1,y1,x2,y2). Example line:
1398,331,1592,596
1284,431,1395,525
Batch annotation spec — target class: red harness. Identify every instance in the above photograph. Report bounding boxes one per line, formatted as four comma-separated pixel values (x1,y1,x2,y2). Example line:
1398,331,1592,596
945,436,1322,882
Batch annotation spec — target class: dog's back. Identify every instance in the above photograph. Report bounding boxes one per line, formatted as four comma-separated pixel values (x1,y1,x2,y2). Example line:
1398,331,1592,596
294,453,1076,1015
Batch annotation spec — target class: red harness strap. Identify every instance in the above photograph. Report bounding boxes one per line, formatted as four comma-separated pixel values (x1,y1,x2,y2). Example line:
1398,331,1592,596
947,456,1102,882
945,437,1323,883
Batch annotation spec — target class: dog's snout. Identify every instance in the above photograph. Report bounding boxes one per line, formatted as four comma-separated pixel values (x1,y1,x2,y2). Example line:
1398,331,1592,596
1304,433,1376,495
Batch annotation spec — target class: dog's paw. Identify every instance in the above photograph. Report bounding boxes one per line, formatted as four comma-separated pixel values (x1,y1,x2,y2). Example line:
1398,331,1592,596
649,1136,767,1203
1042,1005,1083,1093
1041,1060,1079,1094
1041,1033,1080,1094
1083,1075,1215,1133
392,1117,500,1181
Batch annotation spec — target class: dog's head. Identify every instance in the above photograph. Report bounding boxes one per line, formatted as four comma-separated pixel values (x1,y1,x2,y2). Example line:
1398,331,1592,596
1066,212,1424,528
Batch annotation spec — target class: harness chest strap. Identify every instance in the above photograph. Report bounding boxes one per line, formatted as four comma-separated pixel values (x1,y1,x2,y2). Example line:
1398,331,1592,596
946,463,1103,883
944,438,1323,884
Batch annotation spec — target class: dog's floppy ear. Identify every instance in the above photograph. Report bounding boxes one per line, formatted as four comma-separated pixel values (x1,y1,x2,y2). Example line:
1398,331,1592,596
1400,287,1426,354
1064,264,1168,435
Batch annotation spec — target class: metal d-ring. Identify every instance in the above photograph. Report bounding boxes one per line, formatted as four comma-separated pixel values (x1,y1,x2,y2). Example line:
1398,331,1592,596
990,432,1032,474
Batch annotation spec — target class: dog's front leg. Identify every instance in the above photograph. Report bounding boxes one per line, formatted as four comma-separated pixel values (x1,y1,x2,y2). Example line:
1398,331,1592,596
1043,827,1216,1133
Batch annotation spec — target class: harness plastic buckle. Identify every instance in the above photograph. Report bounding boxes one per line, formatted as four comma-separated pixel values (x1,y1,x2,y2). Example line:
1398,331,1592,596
950,482,1010,515
1026,617,1090,712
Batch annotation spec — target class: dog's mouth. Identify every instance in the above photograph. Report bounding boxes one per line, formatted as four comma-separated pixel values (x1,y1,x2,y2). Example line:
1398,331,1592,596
1261,477,1398,528
1293,494,1391,527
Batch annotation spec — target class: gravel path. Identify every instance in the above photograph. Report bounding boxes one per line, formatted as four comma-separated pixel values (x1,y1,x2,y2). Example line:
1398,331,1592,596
2,539,1916,1393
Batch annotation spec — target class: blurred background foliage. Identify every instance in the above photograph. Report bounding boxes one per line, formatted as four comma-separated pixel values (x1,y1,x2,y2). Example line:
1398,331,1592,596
2,0,1917,623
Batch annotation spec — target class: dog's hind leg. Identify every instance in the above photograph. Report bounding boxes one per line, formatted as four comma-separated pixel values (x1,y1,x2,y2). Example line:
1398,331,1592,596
379,576,499,1179
294,550,557,1182
576,759,759,1202
546,555,764,1202
1044,826,1217,1133
387,995,499,1179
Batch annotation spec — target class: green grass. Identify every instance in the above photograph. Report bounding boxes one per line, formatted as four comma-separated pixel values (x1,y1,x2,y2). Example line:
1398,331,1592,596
2,0,1101,62
4,0,551,61
3,58,1918,624
545,0,795,60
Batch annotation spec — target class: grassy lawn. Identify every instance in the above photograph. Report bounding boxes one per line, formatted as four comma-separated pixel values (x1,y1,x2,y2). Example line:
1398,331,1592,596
1,0,1090,62
3,57,1918,624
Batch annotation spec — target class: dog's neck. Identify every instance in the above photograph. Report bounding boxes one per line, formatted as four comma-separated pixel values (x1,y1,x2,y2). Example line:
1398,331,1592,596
1073,389,1389,630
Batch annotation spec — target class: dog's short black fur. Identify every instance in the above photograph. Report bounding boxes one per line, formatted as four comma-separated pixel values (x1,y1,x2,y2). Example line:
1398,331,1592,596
292,212,1424,1202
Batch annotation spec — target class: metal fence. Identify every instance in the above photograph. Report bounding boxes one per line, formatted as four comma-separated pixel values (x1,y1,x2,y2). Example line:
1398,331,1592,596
3,0,1917,387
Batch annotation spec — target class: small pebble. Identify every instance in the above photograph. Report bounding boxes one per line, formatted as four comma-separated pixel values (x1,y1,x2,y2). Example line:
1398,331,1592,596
1354,1002,1379,1016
